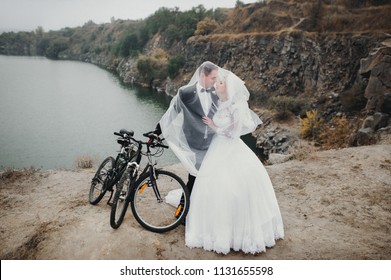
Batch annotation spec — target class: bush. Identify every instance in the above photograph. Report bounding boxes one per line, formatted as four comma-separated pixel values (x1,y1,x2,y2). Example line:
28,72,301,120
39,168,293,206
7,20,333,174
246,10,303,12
167,55,185,78
300,110,324,142
114,33,141,57
46,37,69,58
268,96,309,120
320,116,354,149
249,90,268,107
75,155,94,169
195,17,220,35
137,48,168,86
36,38,50,55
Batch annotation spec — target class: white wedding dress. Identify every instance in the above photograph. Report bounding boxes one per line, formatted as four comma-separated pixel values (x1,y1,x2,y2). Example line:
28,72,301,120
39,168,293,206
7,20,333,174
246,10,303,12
185,106,284,255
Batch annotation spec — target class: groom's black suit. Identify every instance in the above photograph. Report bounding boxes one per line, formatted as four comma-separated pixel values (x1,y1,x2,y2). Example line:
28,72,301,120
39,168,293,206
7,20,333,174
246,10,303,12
155,83,218,194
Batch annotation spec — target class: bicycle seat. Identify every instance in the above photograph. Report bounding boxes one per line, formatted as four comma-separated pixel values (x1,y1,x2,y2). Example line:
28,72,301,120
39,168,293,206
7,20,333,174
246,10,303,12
120,129,134,137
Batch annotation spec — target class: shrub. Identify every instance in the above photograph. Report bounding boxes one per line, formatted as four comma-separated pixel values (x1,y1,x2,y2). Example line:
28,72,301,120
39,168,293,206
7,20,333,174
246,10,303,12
46,37,69,58
235,0,245,8
268,96,295,120
195,17,220,35
249,90,268,107
268,96,309,120
75,155,94,169
114,33,141,57
137,48,168,86
320,116,354,149
300,110,324,142
81,43,90,54
167,55,185,78
36,38,50,55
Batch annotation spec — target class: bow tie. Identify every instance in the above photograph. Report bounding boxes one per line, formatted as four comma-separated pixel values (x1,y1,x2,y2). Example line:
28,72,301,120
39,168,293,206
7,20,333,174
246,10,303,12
201,88,212,93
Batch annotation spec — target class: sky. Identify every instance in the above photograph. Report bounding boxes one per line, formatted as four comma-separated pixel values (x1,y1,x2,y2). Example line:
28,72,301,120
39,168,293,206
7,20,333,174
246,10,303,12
0,0,256,33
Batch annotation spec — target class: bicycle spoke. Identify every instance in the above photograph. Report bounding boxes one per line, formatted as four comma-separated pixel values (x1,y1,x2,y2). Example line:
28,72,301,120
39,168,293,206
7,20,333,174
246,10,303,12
89,157,114,205
110,169,132,229
131,170,189,233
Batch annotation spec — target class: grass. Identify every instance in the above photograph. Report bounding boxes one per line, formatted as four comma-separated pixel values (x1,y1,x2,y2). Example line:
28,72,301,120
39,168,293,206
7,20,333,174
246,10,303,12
75,155,95,169
0,167,38,183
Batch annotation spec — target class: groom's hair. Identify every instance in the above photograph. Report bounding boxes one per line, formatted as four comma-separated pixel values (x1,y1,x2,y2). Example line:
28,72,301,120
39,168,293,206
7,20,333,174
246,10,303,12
200,61,218,77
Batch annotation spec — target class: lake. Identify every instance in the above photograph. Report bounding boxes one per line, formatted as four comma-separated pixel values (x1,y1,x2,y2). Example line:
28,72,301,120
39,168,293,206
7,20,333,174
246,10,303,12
0,55,177,169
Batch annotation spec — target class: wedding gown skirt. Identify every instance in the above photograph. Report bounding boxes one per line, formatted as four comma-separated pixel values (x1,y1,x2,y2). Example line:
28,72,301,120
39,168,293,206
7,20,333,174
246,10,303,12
185,135,284,254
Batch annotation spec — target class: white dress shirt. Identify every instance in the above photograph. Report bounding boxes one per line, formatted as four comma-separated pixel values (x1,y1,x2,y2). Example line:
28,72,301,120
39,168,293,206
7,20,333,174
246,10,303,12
196,83,211,115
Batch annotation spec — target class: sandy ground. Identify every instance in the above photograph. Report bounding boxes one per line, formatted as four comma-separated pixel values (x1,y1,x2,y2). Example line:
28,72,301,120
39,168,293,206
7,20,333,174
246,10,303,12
1,144,390,260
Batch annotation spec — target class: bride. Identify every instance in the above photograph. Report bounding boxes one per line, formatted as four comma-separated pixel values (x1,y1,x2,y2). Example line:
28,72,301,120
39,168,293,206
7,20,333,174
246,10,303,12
184,67,284,254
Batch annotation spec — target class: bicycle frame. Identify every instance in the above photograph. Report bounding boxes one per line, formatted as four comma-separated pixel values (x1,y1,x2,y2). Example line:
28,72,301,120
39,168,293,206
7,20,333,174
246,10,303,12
122,137,164,204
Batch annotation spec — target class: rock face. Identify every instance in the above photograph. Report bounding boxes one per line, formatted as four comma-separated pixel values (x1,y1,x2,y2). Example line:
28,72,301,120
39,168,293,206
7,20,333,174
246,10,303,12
178,32,391,152
179,32,384,100
359,39,391,114
353,40,391,146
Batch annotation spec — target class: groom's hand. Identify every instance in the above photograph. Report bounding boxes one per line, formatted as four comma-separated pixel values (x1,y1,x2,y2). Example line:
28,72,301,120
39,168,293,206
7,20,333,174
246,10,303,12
147,133,160,145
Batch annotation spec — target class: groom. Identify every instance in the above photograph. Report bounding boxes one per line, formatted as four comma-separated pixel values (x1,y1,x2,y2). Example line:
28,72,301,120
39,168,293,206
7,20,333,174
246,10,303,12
153,61,219,195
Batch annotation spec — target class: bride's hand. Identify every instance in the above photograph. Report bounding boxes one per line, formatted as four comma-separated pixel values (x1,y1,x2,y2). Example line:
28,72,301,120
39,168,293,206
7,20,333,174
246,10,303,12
202,116,217,129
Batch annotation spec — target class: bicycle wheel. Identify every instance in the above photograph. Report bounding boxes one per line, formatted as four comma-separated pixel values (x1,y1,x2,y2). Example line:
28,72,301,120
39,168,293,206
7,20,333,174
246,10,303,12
110,168,133,229
89,156,115,205
131,170,189,233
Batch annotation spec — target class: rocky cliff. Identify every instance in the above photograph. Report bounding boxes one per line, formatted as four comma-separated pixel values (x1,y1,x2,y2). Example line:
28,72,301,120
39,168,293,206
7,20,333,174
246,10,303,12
1,0,390,157
118,30,390,153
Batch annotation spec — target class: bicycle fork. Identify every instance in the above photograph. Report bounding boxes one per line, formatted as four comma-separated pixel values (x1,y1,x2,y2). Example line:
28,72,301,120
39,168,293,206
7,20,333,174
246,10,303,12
149,167,163,203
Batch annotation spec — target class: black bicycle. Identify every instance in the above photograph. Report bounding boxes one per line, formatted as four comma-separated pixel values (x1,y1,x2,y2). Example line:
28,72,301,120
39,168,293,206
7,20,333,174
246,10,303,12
90,129,189,233
89,129,137,206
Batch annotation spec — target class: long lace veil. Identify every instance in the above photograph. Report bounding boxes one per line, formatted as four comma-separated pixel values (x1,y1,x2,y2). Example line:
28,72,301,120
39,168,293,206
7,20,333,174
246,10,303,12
159,62,261,175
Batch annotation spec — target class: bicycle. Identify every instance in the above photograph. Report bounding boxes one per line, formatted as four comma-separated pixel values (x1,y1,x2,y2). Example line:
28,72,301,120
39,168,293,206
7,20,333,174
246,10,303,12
89,129,137,206
110,130,190,233
89,129,190,233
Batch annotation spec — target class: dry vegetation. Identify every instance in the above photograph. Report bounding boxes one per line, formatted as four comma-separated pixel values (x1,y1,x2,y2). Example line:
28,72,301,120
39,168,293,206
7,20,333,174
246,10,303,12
210,0,391,35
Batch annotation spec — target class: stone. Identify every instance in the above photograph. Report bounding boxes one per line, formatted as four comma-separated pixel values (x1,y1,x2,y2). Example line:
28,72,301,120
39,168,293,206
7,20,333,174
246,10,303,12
268,153,293,165
356,127,376,146
373,112,390,130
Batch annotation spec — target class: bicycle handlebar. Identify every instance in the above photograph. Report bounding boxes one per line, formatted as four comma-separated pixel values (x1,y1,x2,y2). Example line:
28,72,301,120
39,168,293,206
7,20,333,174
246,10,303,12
114,130,169,149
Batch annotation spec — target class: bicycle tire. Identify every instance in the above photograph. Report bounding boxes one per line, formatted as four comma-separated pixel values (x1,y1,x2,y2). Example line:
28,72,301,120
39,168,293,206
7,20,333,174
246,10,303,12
110,168,133,229
89,156,115,205
131,170,189,233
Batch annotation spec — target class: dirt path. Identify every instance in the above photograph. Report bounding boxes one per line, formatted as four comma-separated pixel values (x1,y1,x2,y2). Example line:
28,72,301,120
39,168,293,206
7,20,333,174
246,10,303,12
1,144,390,260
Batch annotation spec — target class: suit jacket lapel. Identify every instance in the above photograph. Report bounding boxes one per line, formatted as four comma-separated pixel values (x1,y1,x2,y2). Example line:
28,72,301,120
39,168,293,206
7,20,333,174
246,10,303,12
207,90,219,118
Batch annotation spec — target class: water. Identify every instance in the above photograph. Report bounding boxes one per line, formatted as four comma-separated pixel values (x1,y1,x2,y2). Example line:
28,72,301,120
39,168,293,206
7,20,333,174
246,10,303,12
0,55,177,169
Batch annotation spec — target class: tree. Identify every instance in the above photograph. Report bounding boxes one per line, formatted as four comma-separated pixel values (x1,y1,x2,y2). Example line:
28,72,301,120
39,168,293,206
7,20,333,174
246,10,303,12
113,33,141,57
46,37,69,58
167,55,185,78
35,26,44,37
